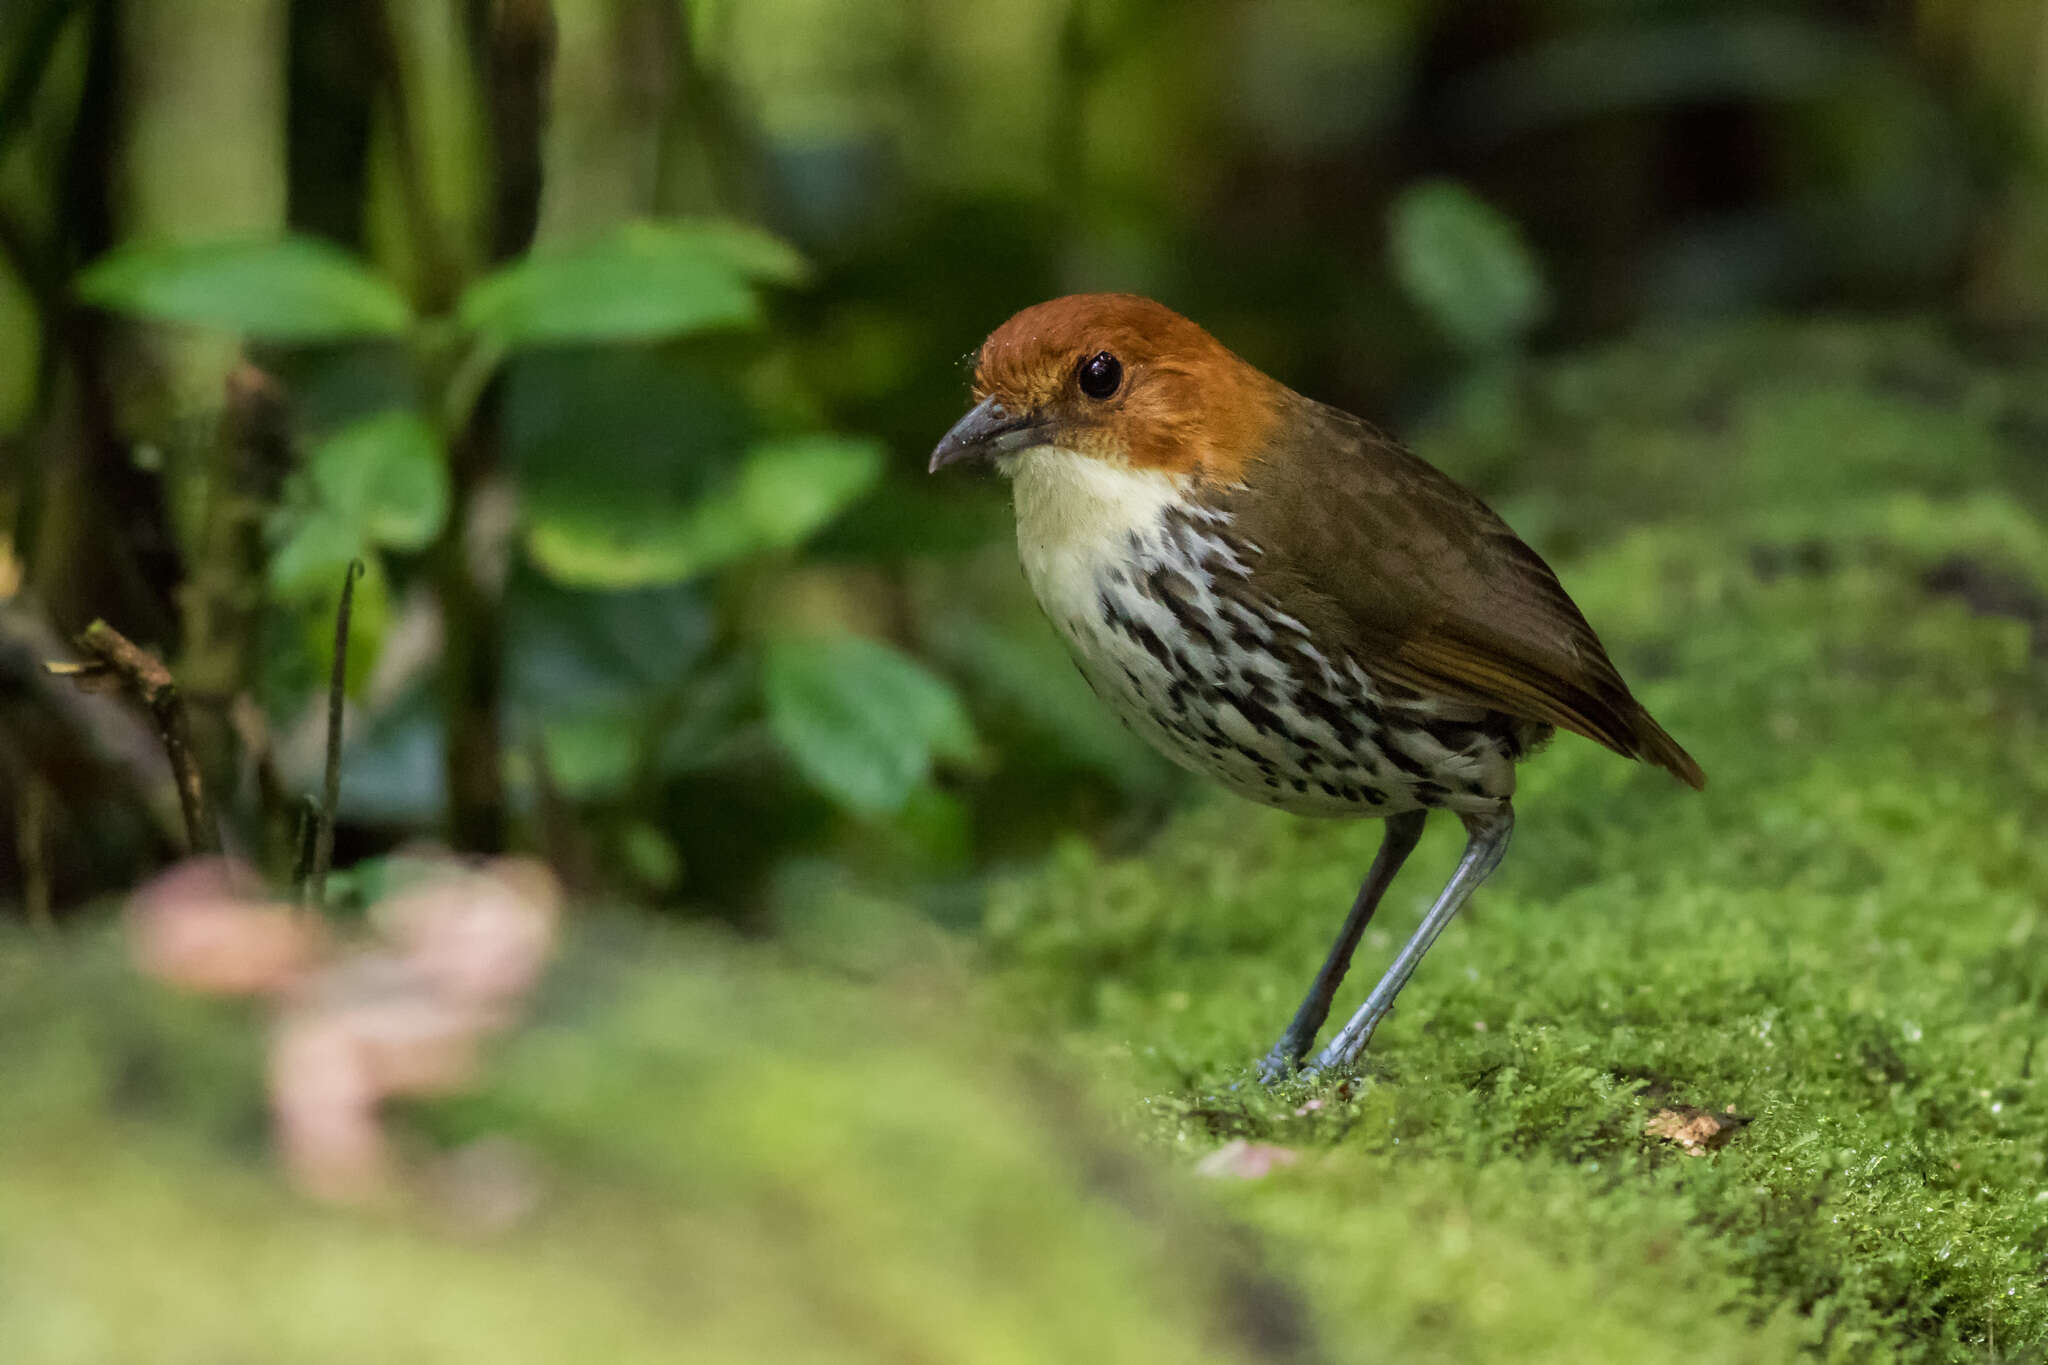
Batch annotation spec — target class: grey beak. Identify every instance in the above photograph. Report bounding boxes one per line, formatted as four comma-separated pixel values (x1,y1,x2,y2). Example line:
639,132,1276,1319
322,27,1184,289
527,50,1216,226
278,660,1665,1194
928,397,1046,474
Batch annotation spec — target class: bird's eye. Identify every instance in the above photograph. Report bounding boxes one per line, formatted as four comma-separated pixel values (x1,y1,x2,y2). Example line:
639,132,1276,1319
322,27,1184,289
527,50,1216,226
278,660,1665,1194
1077,351,1122,400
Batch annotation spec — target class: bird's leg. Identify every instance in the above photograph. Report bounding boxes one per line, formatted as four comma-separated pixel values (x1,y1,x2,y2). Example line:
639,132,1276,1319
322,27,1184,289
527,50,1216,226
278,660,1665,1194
1257,811,1427,1083
1308,805,1514,1075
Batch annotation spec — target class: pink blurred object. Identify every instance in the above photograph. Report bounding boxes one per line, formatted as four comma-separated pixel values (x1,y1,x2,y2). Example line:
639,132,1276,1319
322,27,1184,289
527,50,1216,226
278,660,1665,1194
1195,1140,1301,1180
372,857,561,1012
127,855,562,1207
128,858,324,995
268,1010,386,1205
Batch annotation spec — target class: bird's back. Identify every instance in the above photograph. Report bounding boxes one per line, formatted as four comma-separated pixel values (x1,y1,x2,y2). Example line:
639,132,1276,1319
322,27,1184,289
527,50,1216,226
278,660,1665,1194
1216,397,1703,789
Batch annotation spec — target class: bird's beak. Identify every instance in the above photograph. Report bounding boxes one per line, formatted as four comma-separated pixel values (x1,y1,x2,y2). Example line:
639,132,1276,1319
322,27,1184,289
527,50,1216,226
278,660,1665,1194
929,397,1048,474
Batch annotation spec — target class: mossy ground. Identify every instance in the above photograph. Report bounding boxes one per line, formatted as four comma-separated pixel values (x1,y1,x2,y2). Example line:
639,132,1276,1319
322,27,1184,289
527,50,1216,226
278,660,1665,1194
6,320,2048,1362
989,319,2048,1362
2,920,1308,1365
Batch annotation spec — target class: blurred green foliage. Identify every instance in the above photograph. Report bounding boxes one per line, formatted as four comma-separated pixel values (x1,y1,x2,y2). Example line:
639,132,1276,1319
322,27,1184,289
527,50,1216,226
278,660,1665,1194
1387,180,1548,356
2,0,2047,917
76,237,413,339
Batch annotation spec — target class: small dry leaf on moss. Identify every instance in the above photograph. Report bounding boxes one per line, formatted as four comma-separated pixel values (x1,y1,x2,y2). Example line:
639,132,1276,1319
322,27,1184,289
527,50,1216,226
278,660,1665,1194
1196,1140,1301,1180
1644,1105,1752,1156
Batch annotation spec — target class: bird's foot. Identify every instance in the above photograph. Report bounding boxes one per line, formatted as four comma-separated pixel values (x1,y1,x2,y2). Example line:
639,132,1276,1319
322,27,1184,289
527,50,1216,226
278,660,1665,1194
1306,1015,1381,1076
1289,1057,1363,1090
1258,1021,1381,1085
1254,1046,1299,1087
1256,1019,1326,1085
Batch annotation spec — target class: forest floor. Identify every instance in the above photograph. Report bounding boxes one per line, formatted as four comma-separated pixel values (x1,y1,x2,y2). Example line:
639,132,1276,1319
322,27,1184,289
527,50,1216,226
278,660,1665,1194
8,319,2048,1363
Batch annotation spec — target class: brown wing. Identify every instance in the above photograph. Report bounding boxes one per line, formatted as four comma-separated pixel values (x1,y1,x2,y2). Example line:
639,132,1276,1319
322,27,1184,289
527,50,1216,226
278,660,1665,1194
1223,398,1704,789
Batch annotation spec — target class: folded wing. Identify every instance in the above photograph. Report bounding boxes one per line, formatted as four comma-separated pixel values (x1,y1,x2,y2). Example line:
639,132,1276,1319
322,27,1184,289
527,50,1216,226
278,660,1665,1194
1224,400,1705,789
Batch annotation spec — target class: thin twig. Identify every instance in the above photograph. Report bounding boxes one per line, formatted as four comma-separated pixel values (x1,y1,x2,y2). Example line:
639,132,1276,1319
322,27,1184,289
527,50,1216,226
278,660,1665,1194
7,600,182,847
309,560,365,909
52,620,220,854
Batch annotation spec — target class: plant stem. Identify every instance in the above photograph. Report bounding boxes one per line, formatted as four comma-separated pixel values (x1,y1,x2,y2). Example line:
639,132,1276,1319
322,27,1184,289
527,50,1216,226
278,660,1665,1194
56,620,220,855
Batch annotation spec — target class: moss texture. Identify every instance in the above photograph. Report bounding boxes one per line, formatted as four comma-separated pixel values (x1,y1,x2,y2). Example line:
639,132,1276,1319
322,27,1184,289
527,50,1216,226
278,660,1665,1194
1,920,1318,1364
989,319,2048,1362
6,320,2048,1362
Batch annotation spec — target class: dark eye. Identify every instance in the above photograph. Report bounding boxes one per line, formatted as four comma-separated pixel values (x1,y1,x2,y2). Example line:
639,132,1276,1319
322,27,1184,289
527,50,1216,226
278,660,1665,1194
1077,351,1122,400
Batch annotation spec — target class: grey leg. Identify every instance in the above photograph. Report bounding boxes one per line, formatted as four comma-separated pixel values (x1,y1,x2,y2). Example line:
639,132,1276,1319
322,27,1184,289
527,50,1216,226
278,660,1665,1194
1309,805,1513,1075
1258,811,1427,1083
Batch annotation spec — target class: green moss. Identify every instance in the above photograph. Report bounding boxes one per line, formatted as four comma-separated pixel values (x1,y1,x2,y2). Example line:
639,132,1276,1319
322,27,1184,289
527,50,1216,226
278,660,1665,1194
0,922,1306,1364
988,319,2048,1362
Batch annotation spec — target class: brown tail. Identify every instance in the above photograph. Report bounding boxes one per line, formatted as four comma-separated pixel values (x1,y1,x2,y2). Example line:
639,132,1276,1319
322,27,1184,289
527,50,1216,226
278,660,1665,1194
1630,711,1706,790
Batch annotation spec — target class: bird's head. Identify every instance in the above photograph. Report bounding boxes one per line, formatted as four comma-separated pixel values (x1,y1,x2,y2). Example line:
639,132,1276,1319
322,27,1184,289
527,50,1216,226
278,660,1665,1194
929,294,1283,485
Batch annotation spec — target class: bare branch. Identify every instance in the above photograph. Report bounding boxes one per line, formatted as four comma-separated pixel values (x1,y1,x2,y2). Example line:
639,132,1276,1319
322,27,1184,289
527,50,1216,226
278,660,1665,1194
51,620,221,854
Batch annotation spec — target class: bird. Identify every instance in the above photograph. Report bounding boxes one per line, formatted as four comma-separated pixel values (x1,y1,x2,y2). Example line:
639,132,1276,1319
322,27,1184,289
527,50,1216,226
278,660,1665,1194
930,293,1703,1081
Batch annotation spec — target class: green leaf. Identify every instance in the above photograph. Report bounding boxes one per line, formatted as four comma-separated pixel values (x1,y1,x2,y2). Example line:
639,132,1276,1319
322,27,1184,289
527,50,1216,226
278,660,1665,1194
651,219,810,286
76,236,411,341
525,435,882,588
268,506,368,599
731,435,885,551
537,711,643,801
268,411,443,674
618,821,684,891
456,220,801,348
522,508,706,593
1387,180,1548,354
507,576,713,710
309,410,450,551
764,635,977,817
264,537,390,698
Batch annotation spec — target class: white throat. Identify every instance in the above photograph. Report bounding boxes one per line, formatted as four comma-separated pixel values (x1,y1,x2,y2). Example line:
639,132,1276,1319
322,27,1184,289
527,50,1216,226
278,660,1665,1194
1008,447,1184,618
